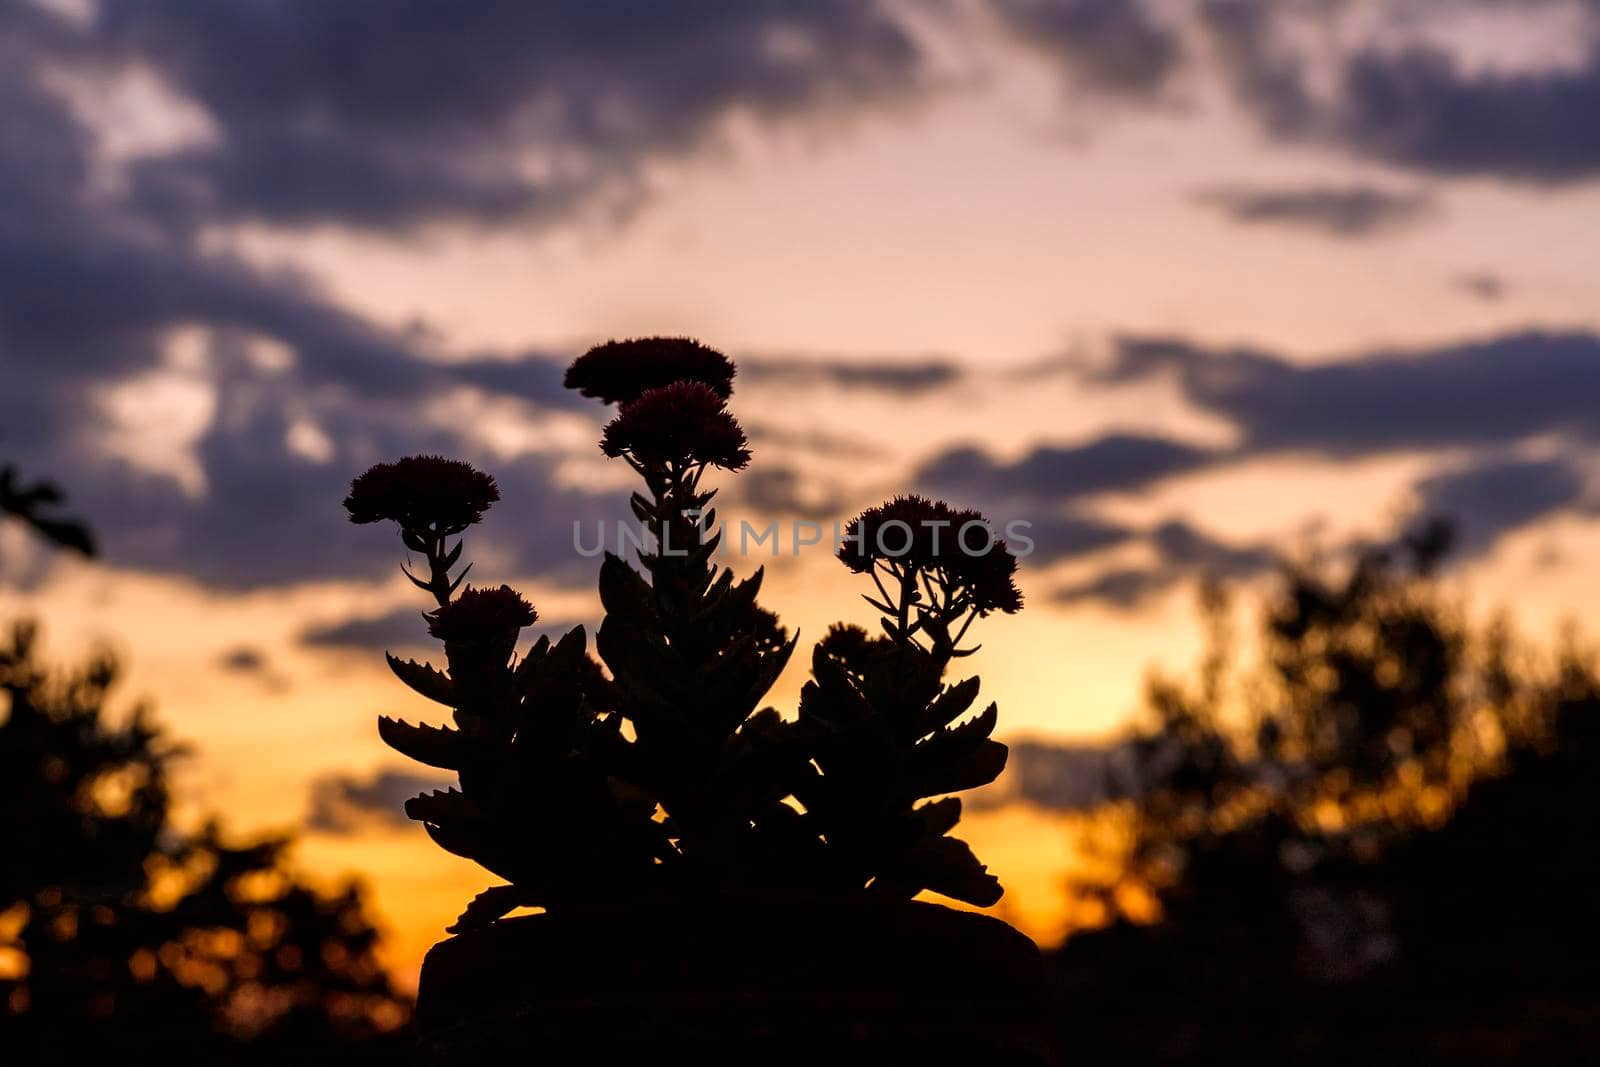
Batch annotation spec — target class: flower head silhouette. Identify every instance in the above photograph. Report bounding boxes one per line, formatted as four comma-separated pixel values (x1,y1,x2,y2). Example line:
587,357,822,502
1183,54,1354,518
427,584,538,643
951,534,1024,615
600,381,751,471
344,455,499,534
565,336,736,405
839,494,962,573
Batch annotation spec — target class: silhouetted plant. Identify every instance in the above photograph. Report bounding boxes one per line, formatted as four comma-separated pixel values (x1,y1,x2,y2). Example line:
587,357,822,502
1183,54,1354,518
789,497,1022,906
350,337,1023,928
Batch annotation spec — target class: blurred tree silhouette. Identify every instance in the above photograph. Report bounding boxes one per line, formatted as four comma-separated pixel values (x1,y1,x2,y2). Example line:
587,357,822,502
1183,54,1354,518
1053,520,1600,1062
0,465,93,557
0,621,412,1062
1,470,412,1063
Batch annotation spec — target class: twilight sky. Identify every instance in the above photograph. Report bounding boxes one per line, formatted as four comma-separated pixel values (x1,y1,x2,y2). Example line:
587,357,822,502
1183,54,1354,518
4,0,1600,980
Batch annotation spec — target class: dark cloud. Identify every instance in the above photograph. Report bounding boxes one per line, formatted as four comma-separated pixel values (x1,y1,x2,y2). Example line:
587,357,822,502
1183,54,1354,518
90,1,932,231
1412,455,1592,556
1148,518,1277,572
1006,512,1135,566
0,5,631,591
300,606,592,652
218,646,268,673
1091,331,1600,454
1199,0,1318,136
1195,184,1435,238
1200,0,1600,182
300,608,430,653
1337,42,1600,183
916,434,1217,502
741,356,964,394
1052,566,1174,609
991,0,1183,98
305,767,448,835
969,738,1133,813
734,466,850,521
926,328,1600,605
1054,520,1277,608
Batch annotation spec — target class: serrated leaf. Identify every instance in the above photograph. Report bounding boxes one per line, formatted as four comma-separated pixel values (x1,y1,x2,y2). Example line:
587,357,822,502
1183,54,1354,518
386,653,456,706
378,715,465,770
447,885,532,933
910,796,963,838
404,787,475,824
925,676,981,730
922,701,999,752
883,834,1003,907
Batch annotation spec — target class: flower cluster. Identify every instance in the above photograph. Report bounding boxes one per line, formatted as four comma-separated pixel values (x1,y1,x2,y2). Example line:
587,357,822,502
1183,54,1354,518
426,584,538,643
344,455,499,535
839,495,1023,616
565,337,736,405
599,381,751,472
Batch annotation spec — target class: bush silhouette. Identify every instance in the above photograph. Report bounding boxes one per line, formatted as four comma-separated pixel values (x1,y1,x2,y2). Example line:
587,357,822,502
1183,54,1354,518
1,467,410,1063
1052,522,1600,1062
348,337,1024,930
0,621,411,1063
0,465,93,557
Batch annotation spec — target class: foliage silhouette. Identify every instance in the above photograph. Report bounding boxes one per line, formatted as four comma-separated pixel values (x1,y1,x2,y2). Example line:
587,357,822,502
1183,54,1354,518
0,620,412,1063
1051,521,1600,1062
0,467,411,1063
0,465,94,557
350,337,1023,930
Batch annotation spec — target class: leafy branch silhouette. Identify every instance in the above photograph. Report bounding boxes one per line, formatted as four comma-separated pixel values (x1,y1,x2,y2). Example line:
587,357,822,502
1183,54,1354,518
0,465,94,557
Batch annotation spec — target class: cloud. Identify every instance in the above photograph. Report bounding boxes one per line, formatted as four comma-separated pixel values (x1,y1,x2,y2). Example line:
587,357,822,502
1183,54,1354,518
89,1,933,231
305,767,448,835
1200,0,1600,183
1090,331,1600,454
1336,41,1600,183
916,433,1216,502
741,355,964,394
991,0,1183,98
1194,184,1435,238
1052,566,1174,609
927,328,1600,603
1054,520,1277,608
217,645,268,672
301,605,593,652
968,738,1130,813
300,608,431,653
0,6,631,591
1411,454,1592,556
1012,512,1138,566
733,466,850,521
